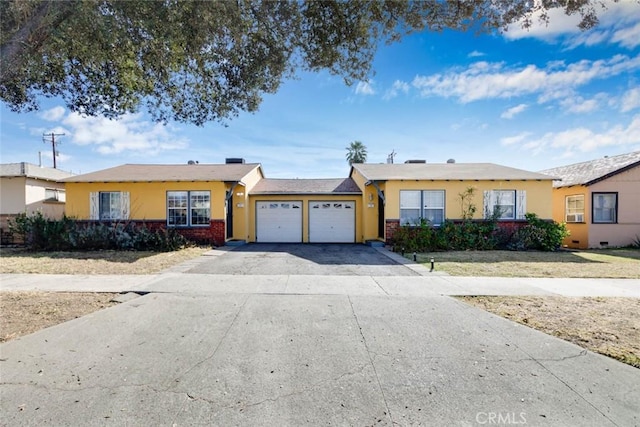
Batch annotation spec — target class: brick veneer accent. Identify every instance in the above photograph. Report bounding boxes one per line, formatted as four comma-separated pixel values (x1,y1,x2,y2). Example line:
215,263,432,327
385,219,400,244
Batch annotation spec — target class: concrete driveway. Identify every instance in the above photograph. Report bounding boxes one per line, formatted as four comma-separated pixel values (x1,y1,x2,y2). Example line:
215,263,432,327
185,243,419,276
2,246,639,426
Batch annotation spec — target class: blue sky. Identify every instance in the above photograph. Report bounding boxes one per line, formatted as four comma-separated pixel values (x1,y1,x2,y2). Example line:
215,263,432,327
1,1,639,178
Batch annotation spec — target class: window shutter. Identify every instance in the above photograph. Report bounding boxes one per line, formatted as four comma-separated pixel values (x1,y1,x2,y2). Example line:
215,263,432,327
483,191,491,219
516,190,526,220
121,192,130,219
90,192,99,220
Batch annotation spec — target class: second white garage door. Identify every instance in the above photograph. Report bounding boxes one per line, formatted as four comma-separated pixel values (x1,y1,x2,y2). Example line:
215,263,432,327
256,201,302,242
309,201,355,243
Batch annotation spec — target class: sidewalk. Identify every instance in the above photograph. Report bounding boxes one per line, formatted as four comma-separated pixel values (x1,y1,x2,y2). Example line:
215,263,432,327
2,272,639,297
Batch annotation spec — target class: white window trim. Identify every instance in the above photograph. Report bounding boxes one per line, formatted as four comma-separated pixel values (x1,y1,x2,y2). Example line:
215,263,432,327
399,190,446,226
483,190,526,220
89,191,130,221
565,194,585,223
167,190,211,227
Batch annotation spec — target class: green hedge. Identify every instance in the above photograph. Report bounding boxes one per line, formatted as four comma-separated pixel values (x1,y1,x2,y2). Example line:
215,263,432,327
9,212,189,252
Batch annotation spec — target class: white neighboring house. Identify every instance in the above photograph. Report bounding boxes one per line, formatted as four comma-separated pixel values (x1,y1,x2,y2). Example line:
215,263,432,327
0,162,74,242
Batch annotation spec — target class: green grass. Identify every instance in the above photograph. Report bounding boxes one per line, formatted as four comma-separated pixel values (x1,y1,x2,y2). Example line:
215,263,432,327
415,249,640,278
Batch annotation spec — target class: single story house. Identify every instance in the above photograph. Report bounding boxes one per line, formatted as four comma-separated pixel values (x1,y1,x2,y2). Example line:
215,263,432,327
350,162,556,243
62,161,264,245
62,159,558,245
540,151,640,249
0,162,74,243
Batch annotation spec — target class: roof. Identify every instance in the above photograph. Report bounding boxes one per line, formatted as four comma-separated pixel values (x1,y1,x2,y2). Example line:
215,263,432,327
351,163,555,181
0,162,74,181
539,151,640,188
61,163,261,183
251,178,361,195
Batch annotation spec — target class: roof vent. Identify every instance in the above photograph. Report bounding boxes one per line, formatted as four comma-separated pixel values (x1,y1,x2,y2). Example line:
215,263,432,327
225,158,245,164
447,158,456,164
187,160,199,165
404,159,426,164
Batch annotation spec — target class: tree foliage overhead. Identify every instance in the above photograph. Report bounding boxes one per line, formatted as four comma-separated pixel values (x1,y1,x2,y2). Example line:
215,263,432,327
1,0,615,125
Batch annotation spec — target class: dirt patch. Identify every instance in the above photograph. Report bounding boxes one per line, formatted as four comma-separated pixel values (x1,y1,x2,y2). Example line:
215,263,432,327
458,296,640,368
0,291,118,342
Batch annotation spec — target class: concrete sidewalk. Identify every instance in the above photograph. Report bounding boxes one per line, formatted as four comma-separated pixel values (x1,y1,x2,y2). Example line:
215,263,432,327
2,272,639,297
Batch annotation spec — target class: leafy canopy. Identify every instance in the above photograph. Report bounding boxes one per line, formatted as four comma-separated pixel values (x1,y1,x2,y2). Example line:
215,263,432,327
1,0,613,125
346,140,367,165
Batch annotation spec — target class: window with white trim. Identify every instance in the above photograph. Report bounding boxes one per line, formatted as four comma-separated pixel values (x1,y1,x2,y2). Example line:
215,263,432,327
45,188,65,202
483,190,526,220
565,195,584,223
592,192,617,223
167,191,210,227
400,190,445,225
89,191,130,220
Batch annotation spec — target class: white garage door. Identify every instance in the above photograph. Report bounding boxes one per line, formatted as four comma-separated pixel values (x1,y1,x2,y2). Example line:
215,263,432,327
309,201,355,243
256,201,302,243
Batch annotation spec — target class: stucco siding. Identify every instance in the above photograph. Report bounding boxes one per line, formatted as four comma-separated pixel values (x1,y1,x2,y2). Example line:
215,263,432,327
0,177,26,214
551,186,589,249
589,166,640,248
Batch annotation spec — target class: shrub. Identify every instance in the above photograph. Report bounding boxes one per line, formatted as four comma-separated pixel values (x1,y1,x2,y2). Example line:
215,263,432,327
9,212,190,252
509,213,569,251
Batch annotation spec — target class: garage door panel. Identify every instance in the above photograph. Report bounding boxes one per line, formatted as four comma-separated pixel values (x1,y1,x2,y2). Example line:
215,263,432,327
257,201,302,243
309,201,355,243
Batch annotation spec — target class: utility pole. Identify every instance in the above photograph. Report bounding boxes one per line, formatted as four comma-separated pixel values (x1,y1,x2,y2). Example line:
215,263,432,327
42,132,64,168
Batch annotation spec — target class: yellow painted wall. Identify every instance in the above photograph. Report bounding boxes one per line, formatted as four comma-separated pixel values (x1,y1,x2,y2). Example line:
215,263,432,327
65,181,229,220
247,194,363,243
350,169,382,241
229,166,264,241
351,168,555,242
551,186,589,249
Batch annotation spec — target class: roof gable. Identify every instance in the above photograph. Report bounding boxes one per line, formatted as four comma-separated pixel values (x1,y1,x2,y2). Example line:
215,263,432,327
61,163,262,183
540,151,640,188
351,162,555,181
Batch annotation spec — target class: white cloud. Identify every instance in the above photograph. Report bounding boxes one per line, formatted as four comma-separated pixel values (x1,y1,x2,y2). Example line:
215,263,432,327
411,54,640,104
501,132,533,146
505,114,640,156
50,111,190,155
621,87,640,112
383,80,410,100
501,104,528,119
559,93,607,114
611,21,640,48
468,50,485,58
40,106,66,121
355,80,375,96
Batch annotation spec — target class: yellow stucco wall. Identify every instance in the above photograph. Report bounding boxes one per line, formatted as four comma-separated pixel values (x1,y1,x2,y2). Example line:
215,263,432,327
247,194,363,243
551,186,589,249
65,181,229,221
229,166,264,241
351,169,554,242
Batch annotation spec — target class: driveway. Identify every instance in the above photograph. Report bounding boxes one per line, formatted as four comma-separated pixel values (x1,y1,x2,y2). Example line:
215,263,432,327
185,243,419,276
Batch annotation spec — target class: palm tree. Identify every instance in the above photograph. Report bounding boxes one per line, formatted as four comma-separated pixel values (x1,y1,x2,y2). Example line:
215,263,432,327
345,141,367,165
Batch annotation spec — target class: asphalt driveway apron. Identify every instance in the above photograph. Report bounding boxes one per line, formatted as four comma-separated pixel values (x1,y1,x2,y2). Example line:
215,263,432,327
184,244,419,276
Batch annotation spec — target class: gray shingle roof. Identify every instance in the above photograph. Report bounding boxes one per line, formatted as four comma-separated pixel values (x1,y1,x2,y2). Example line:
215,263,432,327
539,151,640,188
61,163,261,183
352,163,555,181
251,178,361,195
0,162,74,181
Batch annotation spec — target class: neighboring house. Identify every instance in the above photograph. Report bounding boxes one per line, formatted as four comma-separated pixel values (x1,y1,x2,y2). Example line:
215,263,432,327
540,151,640,249
350,162,556,243
61,159,557,245
62,161,264,245
0,162,74,242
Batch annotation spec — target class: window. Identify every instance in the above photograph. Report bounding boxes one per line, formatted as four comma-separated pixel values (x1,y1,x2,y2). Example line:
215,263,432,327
167,191,210,227
592,192,617,223
483,190,526,220
45,188,65,202
90,192,130,220
565,195,585,222
400,190,445,226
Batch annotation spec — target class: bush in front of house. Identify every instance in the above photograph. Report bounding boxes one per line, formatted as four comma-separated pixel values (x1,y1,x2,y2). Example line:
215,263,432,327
392,213,568,253
9,212,189,252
